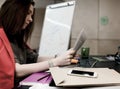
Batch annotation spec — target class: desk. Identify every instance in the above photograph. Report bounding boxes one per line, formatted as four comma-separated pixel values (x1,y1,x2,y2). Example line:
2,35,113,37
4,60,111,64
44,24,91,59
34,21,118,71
18,56,120,89
80,56,120,73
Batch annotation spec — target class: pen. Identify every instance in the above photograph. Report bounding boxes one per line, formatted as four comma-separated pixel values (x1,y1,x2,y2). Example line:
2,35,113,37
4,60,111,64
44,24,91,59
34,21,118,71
46,74,51,82
37,73,51,81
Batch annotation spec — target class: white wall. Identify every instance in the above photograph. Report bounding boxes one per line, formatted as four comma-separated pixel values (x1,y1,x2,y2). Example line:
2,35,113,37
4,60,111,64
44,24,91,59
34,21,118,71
31,0,120,55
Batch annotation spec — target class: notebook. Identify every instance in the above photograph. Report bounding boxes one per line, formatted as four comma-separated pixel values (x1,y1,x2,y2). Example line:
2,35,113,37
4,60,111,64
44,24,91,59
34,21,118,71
19,72,52,86
50,67,120,87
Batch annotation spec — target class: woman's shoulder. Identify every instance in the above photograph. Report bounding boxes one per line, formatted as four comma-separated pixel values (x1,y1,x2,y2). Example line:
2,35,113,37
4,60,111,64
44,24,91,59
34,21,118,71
0,28,5,37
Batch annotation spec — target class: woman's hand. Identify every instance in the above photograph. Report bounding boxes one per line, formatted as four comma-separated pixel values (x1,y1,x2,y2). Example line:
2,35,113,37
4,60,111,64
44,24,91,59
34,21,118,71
52,48,75,66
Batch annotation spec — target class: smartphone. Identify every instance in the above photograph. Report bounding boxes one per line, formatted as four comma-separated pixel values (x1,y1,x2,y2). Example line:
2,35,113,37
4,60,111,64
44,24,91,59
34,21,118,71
67,69,98,78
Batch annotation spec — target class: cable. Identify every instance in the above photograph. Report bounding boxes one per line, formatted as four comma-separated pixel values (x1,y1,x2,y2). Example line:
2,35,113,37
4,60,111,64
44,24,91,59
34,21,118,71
90,60,98,68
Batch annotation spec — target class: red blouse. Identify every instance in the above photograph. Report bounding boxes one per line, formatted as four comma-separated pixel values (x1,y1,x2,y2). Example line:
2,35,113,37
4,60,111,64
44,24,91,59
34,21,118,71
0,28,15,89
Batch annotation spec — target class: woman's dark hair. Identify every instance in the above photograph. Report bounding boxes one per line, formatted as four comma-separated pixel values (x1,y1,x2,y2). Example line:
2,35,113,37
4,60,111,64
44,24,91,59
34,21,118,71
0,0,35,48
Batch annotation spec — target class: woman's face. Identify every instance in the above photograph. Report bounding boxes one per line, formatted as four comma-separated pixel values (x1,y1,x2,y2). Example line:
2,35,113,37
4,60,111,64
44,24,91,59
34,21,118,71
22,4,34,29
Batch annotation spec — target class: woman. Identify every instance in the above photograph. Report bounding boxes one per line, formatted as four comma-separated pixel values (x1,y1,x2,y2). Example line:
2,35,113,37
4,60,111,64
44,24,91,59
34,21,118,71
0,0,75,86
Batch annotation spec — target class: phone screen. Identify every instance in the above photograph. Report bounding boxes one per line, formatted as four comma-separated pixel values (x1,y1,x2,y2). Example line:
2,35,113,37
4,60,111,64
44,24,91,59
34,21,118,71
71,70,94,76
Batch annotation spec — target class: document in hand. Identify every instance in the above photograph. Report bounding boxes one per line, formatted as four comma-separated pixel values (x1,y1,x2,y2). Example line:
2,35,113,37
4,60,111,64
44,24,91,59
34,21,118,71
50,67,120,87
73,27,86,52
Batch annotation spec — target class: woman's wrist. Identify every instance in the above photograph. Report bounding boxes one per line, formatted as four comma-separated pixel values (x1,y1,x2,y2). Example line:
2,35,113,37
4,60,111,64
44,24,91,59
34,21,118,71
48,60,54,68
48,58,58,68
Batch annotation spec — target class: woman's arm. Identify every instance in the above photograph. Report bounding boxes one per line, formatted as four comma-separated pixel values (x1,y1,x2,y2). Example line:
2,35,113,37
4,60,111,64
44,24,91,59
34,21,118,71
15,48,75,77
15,60,50,77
